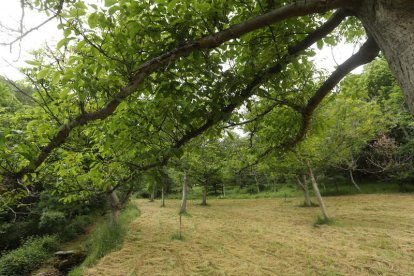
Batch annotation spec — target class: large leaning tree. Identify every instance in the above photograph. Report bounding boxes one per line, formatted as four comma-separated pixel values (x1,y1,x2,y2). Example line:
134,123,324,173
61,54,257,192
1,0,413,206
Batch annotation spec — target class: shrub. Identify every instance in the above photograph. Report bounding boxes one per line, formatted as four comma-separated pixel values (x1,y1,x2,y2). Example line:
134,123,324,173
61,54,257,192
0,220,40,251
0,235,59,276
39,210,67,232
61,215,94,241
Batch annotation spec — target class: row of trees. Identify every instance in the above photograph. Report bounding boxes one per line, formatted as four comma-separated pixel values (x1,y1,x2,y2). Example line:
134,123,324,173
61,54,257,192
136,57,414,220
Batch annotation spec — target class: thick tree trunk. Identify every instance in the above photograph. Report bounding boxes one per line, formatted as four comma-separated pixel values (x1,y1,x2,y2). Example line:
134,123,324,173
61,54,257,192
307,163,329,220
108,188,121,226
355,0,414,113
161,186,165,207
201,182,207,206
349,169,361,192
179,173,188,214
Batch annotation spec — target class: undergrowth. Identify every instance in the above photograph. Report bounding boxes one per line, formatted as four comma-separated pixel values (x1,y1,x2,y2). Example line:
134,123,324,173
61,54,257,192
0,235,59,276
68,203,140,276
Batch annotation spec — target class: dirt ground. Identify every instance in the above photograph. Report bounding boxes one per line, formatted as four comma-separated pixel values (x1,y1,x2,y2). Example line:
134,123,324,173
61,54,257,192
85,194,414,276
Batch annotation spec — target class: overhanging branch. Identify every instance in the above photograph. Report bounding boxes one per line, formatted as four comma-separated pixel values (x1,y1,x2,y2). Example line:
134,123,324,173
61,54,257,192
249,37,380,168
117,10,349,173
12,1,351,178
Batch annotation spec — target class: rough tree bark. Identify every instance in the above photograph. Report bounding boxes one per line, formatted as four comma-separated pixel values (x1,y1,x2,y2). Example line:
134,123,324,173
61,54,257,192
354,0,414,113
108,187,122,226
306,162,329,220
179,172,188,214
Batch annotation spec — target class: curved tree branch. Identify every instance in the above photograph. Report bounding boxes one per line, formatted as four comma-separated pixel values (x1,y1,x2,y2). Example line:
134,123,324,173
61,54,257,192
0,0,64,48
11,1,352,179
250,36,380,168
119,10,349,173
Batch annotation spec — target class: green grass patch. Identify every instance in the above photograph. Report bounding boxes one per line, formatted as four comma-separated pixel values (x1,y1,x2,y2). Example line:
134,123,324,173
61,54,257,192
68,203,140,276
298,201,319,208
314,216,335,226
0,235,60,276
178,211,192,217
171,233,185,241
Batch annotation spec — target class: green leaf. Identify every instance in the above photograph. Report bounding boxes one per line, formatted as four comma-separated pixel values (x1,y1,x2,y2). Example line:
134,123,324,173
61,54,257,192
104,0,117,7
57,38,69,49
51,72,60,84
25,60,41,66
316,40,323,50
63,28,72,37
108,6,120,15
37,68,51,79
88,13,99,28
167,0,180,12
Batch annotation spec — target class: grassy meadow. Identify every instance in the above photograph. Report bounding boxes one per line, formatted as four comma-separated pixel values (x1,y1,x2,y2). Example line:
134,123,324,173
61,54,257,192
83,195,414,275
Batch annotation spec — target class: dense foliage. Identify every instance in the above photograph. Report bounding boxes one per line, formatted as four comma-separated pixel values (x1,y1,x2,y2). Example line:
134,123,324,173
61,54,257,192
0,235,59,276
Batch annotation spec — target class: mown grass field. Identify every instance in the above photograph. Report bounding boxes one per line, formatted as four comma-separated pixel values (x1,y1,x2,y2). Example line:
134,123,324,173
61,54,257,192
85,195,414,275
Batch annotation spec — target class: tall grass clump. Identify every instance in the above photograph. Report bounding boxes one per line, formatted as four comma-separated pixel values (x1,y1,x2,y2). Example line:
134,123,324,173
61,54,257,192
69,203,140,276
0,235,59,276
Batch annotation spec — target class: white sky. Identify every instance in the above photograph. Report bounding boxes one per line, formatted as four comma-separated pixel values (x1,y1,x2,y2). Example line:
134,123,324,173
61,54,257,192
0,2,362,80
0,1,63,79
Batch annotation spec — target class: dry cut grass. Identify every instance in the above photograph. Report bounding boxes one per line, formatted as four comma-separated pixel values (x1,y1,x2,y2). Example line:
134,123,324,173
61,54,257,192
85,194,414,276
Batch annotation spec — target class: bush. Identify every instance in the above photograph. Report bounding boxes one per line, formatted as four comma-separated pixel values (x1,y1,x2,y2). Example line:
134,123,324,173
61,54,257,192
39,210,67,232
0,219,40,251
61,215,94,241
0,235,60,276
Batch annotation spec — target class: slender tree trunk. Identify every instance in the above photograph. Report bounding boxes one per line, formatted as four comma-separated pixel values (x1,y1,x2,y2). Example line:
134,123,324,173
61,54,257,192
201,181,207,206
108,187,121,226
222,182,226,197
355,0,414,113
307,162,329,220
296,175,311,207
302,175,312,207
349,169,361,192
161,186,165,207
179,172,188,214
150,182,156,202
254,173,260,193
